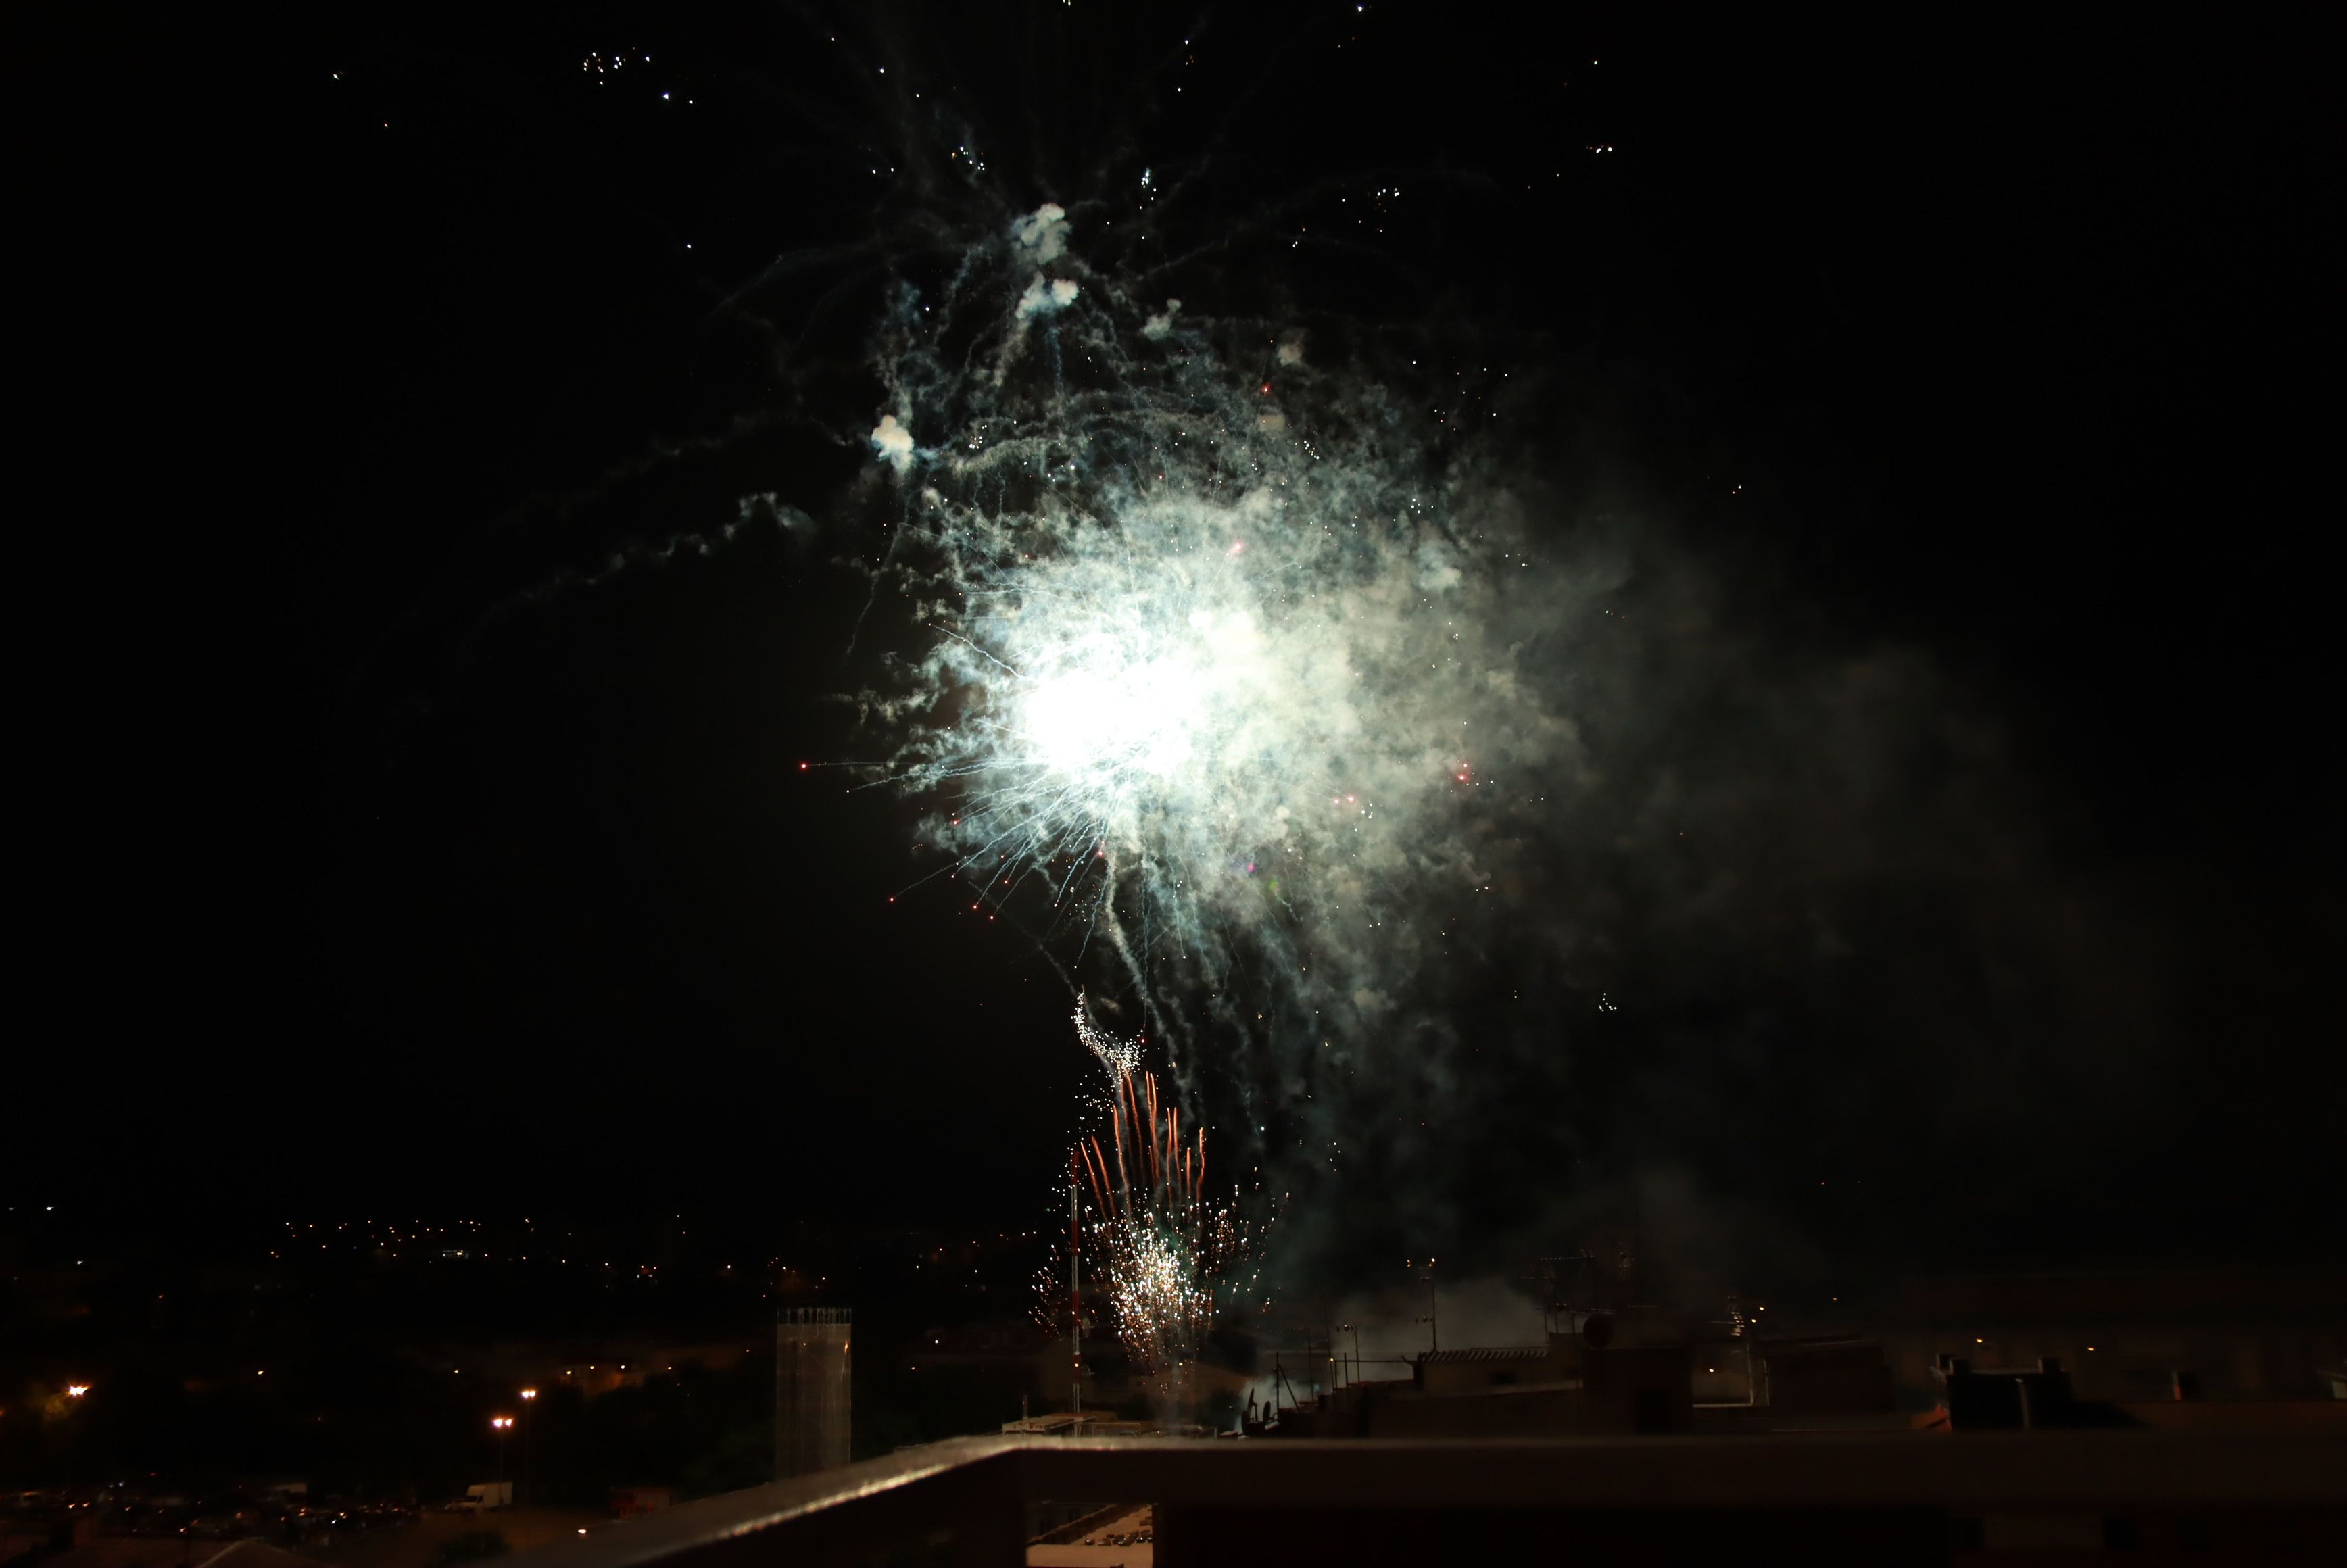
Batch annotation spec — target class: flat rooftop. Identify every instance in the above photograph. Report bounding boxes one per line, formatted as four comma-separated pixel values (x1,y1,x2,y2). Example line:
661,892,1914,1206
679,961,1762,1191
508,1431,2347,1567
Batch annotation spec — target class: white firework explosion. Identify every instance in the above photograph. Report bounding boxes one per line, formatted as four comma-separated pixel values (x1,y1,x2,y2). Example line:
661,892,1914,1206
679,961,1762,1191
862,201,1584,1144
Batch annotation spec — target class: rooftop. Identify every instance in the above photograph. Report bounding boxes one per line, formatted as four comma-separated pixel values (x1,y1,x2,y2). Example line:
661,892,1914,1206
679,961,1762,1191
504,1431,2347,1568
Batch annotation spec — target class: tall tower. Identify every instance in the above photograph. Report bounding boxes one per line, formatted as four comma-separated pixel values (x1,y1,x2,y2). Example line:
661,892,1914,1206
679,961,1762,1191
775,1307,852,1479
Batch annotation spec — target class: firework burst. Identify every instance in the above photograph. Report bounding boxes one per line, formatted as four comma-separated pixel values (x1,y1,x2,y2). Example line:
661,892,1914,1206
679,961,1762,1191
858,191,1592,1319
863,201,1581,1157
1024,1006,1264,1426
1078,1074,1260,1420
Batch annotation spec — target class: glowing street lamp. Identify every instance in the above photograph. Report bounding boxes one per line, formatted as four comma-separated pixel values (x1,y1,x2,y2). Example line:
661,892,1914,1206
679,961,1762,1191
516,1391,537,1505
59,1386,94,1503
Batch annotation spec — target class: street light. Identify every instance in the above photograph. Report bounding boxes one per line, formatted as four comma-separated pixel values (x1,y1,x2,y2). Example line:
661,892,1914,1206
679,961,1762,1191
491,1417,514,1495
59,1386,92,1518
517,1391,537,1506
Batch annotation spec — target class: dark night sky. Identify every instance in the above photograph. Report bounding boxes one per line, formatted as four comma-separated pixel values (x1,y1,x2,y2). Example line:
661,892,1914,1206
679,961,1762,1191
14,5,2342,1281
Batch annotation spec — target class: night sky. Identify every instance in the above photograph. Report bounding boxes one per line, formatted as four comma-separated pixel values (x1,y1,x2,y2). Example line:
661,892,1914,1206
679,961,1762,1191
16,4,2342,1286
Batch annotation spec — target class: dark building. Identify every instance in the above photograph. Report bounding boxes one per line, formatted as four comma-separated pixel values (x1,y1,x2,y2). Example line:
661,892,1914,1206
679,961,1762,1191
1267,1310,1703,1438
1756,1336,1900,1416
1868,1269,2347,1408
1932,1355,2125,1431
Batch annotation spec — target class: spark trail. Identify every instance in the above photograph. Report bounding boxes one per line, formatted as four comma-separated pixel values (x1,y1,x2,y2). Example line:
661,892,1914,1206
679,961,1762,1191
1063,1006,1263,1425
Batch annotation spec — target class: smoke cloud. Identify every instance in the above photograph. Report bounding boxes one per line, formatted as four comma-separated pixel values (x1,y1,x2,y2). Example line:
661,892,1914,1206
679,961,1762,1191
844,197,2178,1284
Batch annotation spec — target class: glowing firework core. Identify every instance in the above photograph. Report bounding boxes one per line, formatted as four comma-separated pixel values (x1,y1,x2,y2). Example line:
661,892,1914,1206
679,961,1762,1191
1019,646,1201,784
